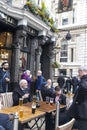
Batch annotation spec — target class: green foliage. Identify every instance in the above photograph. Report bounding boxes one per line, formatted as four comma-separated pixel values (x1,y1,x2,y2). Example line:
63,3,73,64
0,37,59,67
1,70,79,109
24,0,58,32
52,61,60,68
41,1,46,11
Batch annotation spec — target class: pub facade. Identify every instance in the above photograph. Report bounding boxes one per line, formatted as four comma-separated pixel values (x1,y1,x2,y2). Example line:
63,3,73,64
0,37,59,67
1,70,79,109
0,0,57,90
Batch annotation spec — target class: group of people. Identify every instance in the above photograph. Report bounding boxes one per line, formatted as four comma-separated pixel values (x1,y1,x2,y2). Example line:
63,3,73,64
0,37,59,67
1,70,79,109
0,61,87,130
57,73,79,94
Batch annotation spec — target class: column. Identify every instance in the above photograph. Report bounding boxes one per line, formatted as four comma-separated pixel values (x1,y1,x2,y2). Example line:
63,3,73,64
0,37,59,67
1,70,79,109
30,38,38,76
10,30,22,90
35,46,42,74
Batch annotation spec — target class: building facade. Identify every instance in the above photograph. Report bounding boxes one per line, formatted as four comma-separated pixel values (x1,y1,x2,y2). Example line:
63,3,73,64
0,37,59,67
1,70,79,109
0,0,57,90
56,0,87,77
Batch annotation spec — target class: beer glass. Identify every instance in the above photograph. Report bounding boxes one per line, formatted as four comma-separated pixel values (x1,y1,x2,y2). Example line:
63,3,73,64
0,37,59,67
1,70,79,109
19,109,23,118
50,98,54,105
19,98,23,106
32,102,36,114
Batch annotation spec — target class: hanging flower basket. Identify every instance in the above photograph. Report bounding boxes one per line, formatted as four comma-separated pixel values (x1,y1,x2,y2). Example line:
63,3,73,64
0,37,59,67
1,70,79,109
52,61,60,68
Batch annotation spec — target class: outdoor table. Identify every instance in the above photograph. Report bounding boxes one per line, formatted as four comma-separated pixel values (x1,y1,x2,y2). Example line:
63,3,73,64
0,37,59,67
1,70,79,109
0,105,45,130
24,101,66,113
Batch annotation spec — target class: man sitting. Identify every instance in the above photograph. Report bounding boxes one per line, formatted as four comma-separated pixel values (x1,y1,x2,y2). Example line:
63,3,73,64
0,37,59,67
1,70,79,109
45,86,66,130
13,79,31,106
41,79,55,101
53,86,66,105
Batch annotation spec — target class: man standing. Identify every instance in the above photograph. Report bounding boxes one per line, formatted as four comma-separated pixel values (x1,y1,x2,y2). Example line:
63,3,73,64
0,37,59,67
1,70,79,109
35,70,46,100
0,62,10,93
68,66,87,130
74,66,87,130
57,73,65,91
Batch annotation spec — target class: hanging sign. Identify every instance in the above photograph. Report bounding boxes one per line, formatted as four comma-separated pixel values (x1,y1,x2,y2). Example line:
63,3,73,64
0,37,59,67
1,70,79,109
58,0,73,13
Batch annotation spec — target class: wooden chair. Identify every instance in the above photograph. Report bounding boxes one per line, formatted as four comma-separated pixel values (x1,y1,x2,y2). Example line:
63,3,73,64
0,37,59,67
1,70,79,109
1,92,13,108
55,102,75,130
56,118,75,130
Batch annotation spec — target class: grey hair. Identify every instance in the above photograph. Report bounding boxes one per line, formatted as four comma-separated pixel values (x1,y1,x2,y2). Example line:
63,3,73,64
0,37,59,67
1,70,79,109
19,79,27,86
78,66,87,71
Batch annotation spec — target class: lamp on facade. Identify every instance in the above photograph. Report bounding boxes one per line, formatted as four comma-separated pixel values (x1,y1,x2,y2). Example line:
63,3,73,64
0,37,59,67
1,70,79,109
66,31,71,40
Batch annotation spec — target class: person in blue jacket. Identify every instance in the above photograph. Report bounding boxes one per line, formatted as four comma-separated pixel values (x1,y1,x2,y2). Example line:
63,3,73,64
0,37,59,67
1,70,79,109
0,113,13,130
35,70,46,100
0,62,10,93
35,70,46,92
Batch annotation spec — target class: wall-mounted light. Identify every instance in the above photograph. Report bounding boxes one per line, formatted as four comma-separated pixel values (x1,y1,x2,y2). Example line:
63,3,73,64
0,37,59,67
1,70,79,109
66,31,71,40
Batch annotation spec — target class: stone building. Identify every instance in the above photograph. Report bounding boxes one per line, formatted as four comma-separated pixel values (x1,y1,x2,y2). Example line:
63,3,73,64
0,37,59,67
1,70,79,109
56,0,87,77
0,0,57,90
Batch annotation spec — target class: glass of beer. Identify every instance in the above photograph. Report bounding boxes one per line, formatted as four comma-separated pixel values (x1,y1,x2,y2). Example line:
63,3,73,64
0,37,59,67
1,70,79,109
50,98,54,105
19,98,23,106
32,102,36,114
19,109,23,118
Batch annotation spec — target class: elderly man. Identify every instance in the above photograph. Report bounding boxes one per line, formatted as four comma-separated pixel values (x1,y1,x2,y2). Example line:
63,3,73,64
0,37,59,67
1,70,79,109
35,70,46,92
41,79,55,101
66,66,87,130
13,79,31,106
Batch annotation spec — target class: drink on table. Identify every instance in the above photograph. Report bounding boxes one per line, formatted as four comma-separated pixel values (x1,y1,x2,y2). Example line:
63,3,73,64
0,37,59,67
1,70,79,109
19,109,23,118
46,96,49,104
19,98,23,106
50,98,54,105
33,95,36,103
32,102,36,114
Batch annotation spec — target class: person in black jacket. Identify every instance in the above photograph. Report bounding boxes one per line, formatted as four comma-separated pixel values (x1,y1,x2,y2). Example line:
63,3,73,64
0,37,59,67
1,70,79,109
67,66,87,130
13,79,31,106
41,79,55,101
45,86,66,130
57,73,65,92
53,86,66,105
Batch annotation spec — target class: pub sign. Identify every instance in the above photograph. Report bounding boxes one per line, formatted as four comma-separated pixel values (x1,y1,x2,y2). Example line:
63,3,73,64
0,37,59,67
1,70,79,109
58,0,73,13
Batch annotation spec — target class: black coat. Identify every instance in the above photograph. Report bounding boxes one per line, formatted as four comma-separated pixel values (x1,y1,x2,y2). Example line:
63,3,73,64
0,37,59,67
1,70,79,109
41,86,55,101
57,76,65,88
68,75,87,120
53,94,66,105
13,85,31,106
75,75,87,119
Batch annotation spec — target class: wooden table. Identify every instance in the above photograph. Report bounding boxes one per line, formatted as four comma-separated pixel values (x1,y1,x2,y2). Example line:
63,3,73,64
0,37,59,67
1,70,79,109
24,101,66,113
0,105,45,130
